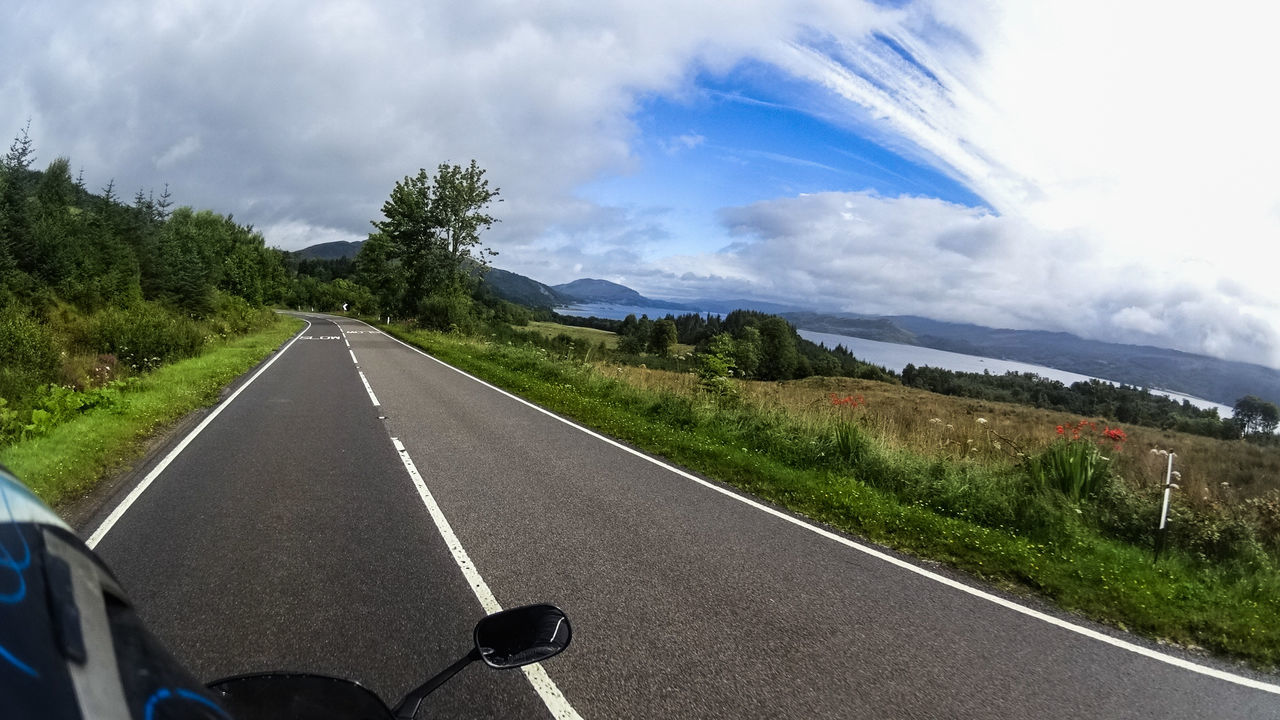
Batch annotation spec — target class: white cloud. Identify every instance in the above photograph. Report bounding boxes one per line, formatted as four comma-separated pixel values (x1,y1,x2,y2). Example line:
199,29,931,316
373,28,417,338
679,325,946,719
653,191,1280,367
746,1,1280,365
154,136,201,170
661,132,706,154
4,0,1278,368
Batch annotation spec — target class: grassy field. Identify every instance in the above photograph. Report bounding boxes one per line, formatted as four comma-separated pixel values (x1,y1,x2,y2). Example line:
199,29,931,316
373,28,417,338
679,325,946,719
1,315,303,506
526,320,696,356
614,366,1280,505
527,321,621,349
376,322,1280,670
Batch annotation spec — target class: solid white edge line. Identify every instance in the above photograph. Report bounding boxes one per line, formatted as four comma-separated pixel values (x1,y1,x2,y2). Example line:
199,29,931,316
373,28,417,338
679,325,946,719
86,320,312,550
389,438,584,720
347,315,1280,696
358,371,380,407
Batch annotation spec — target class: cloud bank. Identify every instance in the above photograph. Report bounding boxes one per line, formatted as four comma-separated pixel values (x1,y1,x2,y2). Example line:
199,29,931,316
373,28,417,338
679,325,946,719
3,1,1277,367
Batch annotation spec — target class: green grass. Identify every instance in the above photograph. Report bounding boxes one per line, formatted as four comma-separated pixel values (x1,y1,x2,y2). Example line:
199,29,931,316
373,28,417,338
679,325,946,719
377,323,1280,670
527,321,621,349
1,315,304,506
526,320,696,356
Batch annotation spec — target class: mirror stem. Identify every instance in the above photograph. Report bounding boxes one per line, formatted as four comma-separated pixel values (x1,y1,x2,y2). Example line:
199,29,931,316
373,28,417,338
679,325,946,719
393,648,481,720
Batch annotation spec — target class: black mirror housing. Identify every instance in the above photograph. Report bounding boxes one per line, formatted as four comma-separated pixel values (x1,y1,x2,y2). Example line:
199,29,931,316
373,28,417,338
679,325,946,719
474,604,572,669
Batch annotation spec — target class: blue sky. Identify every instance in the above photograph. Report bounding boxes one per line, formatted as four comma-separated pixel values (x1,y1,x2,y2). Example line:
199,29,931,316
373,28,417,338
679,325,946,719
3,1,1278,368
580,61,985,260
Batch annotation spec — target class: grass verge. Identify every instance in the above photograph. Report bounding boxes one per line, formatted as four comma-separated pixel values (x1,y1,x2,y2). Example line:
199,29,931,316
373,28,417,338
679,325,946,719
1,315,304,507
378,323,1280,671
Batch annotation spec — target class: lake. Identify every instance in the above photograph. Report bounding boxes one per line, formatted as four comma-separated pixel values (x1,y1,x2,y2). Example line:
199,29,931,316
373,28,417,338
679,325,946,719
557,303,1234,417
797,329,1234,418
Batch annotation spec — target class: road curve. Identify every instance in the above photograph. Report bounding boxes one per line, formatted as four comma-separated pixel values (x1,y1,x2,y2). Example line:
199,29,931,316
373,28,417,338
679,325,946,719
83,314,1280,719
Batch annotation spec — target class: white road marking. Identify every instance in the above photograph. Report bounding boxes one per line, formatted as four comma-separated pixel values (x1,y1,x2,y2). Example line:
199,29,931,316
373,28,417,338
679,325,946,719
389,438,583,720
344,315,1280,696
349,349,359,365
86,321,312,549
357,370,380,407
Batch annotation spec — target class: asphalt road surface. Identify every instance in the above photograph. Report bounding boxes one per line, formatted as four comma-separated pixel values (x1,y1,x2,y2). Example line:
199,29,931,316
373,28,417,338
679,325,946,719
84,314,1280,719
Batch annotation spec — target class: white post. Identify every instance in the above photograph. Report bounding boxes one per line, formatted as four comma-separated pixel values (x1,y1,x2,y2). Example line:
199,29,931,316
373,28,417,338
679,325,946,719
1154,452,1176,562
1158,452,1174,530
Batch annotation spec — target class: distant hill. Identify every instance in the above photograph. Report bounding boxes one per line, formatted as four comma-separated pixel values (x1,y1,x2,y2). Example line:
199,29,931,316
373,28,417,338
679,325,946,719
552,278,691,310
481,268,567,308
783,312,1280,407
294,240,364,260
781,312,916,344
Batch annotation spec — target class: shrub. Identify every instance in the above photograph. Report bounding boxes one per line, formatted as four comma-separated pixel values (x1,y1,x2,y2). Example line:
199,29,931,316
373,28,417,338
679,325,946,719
695,334,738,398
0,304,61,402
417,293,477,334
1025,439,1112,502
77,303,205,371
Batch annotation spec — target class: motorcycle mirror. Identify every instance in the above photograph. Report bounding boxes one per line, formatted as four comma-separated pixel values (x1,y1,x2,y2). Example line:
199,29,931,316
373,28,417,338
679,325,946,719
392,604,572,719
474,603,572,669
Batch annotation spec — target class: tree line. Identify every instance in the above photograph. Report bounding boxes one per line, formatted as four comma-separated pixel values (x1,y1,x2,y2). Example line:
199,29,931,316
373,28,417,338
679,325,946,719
900,363,1278,441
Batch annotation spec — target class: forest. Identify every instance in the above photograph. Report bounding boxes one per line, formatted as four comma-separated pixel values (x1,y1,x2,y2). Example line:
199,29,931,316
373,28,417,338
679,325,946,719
0,126,288,443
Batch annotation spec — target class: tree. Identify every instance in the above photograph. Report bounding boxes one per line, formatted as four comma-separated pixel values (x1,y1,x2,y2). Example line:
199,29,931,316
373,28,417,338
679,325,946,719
733,326,762,379
156,184,174,221
370,161,500,314
3,120,35,173
354,232,406,316
648,318,677,356
1233,395,1280,436
430,159,500,263
757,317,798,380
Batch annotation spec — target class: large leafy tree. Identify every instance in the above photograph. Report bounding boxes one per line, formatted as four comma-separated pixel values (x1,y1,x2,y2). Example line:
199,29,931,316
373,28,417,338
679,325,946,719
757,316,799,381
370,161,500,315
1234,395,1280,436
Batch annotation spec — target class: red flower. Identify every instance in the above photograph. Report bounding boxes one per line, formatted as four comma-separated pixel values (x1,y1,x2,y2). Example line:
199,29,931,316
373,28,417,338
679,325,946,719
1102,427,1127,442
1056,425,1065,435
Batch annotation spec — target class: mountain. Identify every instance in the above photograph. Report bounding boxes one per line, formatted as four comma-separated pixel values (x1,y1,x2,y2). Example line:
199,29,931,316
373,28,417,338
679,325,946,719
685,298,807,315
552,278,691,310
779,312,916,344
783,312,1280,407
294,240,364,260
481,268,567,308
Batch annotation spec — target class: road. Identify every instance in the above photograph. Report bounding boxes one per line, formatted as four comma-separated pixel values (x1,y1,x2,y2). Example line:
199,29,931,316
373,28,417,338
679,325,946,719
85,314,1280,719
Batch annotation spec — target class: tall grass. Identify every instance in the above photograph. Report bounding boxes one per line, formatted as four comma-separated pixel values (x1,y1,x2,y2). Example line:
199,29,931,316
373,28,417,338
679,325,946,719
1025,439,1111,502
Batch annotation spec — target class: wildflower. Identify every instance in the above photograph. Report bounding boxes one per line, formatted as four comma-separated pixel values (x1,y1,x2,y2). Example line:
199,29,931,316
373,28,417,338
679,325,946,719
976,417,989,425
1056,425,1065,435
1171,471,1181,480
929,418,942,424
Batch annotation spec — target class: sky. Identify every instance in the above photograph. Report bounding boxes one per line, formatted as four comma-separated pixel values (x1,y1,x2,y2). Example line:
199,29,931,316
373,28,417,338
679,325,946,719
4,1,1279,368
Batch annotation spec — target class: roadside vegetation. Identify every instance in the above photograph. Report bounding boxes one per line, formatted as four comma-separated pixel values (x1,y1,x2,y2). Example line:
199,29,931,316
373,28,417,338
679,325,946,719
1,316,301,505
0,125,299,503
